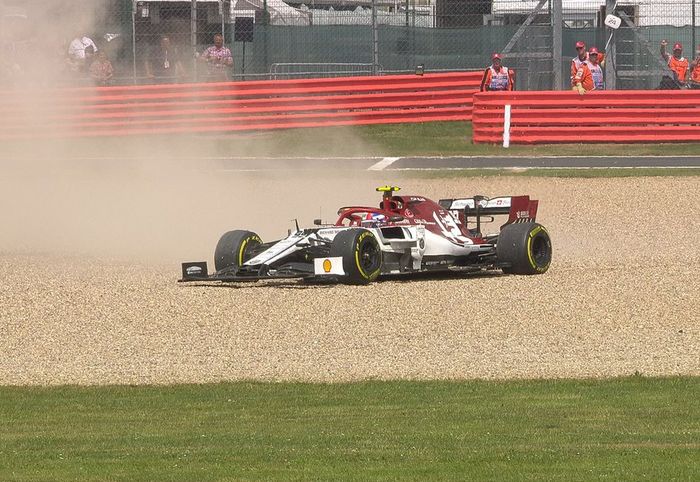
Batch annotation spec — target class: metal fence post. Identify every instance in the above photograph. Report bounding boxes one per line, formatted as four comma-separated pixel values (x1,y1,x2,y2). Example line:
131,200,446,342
131,0,137,84
552,0,562,89
221,0,226,40
693,0,696,60
191,0,198,81
261,0,269,76
372,0,379,75
606,0,616,90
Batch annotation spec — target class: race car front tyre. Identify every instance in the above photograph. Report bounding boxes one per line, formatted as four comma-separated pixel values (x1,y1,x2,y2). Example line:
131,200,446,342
214,230,262,272
497,222,552,275
330,229,382,285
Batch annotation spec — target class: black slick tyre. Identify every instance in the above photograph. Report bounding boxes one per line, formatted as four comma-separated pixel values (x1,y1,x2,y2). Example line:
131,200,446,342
214,230,262,272
497,222,552,275
330,229,382,285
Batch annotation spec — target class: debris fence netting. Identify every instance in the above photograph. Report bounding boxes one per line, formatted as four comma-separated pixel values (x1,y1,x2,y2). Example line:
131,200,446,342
0,0,699,89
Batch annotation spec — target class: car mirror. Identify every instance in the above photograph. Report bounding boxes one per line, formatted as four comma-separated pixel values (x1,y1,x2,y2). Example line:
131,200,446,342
313,218,322,226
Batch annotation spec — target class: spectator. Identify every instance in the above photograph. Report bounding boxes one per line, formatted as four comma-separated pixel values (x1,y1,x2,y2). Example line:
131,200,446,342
572,46,607,95
572,60,594,95
198,33,232,82
660,40,689,88
480,53,514,92
571,40,606,86
145,35,185,82
67,34,97,72
587,47,604,90
571,41,587,84
89,50,114,86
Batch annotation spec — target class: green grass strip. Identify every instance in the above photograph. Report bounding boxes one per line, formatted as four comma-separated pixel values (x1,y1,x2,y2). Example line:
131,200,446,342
1,376,698,481
396,167,700,178
3,122,700,159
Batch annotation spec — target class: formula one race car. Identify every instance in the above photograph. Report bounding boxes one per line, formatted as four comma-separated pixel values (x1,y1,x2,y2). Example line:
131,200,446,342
180,186,552,285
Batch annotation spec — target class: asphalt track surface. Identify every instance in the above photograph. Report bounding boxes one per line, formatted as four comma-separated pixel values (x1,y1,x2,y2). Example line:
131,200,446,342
209,155,700,171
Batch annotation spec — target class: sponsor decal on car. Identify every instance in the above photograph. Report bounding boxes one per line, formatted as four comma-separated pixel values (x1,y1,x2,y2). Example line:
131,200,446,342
314,257,345,276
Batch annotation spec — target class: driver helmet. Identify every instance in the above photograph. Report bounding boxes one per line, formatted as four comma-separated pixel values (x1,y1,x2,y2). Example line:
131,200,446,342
361,212,386,227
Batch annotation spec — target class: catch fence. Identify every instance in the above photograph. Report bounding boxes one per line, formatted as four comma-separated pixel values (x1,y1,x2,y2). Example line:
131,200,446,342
1,0,700,90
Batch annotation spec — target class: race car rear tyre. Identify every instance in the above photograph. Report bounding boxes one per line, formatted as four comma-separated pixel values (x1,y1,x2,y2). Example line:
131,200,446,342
497,222,552,275
330,229,382,285
214,230,262,272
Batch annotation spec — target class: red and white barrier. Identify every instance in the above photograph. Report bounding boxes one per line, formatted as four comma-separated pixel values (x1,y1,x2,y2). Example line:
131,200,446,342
472,90,700,144
0,72,481,138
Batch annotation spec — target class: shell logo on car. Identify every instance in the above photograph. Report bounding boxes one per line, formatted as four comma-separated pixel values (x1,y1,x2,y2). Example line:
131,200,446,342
314,257,345,276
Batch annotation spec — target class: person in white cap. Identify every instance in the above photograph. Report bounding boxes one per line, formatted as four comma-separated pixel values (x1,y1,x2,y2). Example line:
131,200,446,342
67,34,97,72
480,53,514,92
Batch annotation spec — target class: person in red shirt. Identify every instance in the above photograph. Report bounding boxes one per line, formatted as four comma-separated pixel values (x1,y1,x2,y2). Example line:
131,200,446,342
198,33,233,82
480,53,514,92
660,40,689,86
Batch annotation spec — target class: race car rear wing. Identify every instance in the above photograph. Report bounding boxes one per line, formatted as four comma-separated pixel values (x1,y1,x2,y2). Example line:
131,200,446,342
439,195,538,224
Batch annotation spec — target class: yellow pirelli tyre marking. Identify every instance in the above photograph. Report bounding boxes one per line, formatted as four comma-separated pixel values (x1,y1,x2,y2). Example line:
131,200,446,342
526,225,549,272
238,239,249,266
354,248,367,279
238,236,261,266
354,231,380,280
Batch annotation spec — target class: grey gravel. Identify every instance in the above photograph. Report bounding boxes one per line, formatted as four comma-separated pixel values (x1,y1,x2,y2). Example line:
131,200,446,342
1,176,698,385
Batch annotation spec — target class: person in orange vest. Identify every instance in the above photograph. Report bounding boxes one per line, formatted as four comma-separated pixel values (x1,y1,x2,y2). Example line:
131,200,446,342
480,53,515,91
660,40,689,87
571,41,588,84
570,41,606,85
572,58,594,95
689,45,700,89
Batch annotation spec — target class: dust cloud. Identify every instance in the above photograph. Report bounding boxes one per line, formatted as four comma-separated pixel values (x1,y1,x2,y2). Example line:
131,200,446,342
0,157,386,263
0,2,386,264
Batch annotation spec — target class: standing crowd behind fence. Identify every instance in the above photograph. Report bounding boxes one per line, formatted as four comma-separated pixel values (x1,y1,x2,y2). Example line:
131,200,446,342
2,0,700,91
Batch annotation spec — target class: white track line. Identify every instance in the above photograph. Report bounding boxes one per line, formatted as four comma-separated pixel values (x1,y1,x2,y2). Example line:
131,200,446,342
368,157,401,171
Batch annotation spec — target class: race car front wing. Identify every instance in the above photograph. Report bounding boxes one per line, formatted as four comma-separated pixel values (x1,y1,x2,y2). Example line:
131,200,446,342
179,257,347,283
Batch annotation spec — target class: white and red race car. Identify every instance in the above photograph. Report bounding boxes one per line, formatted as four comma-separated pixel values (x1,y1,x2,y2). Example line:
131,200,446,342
180,186,552,285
